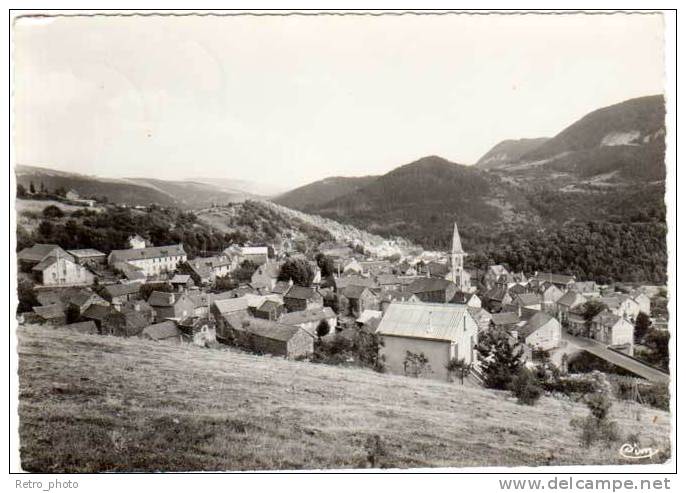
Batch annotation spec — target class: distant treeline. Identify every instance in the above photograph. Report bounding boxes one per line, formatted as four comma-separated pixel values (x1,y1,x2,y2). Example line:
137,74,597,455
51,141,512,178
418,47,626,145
17,201,333,258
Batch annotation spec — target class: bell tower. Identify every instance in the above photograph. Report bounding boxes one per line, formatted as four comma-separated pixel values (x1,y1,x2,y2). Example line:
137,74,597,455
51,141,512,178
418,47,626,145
450,223,470,291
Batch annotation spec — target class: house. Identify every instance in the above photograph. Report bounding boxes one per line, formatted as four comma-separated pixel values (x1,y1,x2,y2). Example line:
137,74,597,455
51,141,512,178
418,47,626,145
254,300,284,321
141,321,186,343
32,252,94,287
183,255,233,285
376,302,479,381
591,310,634,349
65,189,80,201
61,288,108,315
629,291,651,315
279,307,338,337
178,317,217,347
425,261,450,279
508,283,530,297
108,244,187,277
118,263,147,282
250,261,282,291
341,258,363,275
271,280,292,295
102,309,149,337
490,311,520,332
531,272,576,291
375,274,402,292
515,311,562,353
467,307,492,333
340,285,379,317
539,284,564,312
556,291,587,322
359,260,392,276
379,291,421,313
225,317,313,359
101,283,141,306
32,304,66,325
483,264,510,289
512,293,542,311
170,274,194,292
128,234,147,249
482,285,513,312
57,320,99,335
18,244,72,270
186,291,213,318
283,286,323,312
566,308,587,336
449,291,481,308
406,278,458,304
211,297,251,335
67,249,107,266
82,303,114,329
356,309,383,329
600,294,640,321
333,275,379,293
121,299,155,324
573,281,599,297
147,291,195,321
239,246,269,266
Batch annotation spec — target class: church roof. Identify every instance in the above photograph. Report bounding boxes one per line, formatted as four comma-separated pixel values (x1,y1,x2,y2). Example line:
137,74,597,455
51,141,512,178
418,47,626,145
451,223,465,255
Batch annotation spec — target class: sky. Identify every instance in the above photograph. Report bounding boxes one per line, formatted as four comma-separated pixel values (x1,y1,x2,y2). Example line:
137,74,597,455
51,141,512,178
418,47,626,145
14,12,664,190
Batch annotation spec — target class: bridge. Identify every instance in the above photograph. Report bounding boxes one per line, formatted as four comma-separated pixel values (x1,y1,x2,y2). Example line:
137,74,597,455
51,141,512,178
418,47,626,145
560,332,670,384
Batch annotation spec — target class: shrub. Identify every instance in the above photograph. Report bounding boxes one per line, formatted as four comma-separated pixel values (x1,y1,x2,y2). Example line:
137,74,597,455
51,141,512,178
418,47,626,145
42,205,64,218
403,351,431,378
510,368,543,406
571,391,620,447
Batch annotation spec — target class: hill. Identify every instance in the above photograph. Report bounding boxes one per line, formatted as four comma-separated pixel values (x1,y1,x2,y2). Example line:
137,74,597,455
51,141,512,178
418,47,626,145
312,156,541,249
476,95,666,183
17,324,670,472
274,175,379,210
15,165,259,208
475,138,550,169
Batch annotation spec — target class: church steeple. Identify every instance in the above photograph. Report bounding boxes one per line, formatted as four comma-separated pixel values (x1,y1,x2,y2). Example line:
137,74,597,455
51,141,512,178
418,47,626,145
449,223,470,292
451,222,464,255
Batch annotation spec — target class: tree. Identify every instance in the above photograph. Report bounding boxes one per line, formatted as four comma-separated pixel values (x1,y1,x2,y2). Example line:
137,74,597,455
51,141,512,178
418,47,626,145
29,181,36,194
43,205,64,218
16,278,38,314
278,258,314,287
643,329,670,372
446,357,468,384
316,319,330,338
476,331,524,390
16,184,27,198
315,253,335,278
65,304,81,324
37,220,54,238
510,367,543,406
403,351,431,378
634,312,651,343
232,260,258,283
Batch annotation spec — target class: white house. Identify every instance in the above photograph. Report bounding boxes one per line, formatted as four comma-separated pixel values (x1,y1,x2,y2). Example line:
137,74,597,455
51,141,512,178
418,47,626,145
375,302,478,381
630,291,651,316
516,311,561,352
128,234,147,249
109,244,187,277
591,310,634,349
32,253,94,287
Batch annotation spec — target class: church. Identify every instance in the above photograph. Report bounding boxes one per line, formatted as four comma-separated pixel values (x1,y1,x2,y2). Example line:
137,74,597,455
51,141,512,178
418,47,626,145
447,223,474,293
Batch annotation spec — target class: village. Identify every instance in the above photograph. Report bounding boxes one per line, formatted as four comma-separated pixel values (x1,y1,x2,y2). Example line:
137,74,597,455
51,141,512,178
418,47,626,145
16,216,668,389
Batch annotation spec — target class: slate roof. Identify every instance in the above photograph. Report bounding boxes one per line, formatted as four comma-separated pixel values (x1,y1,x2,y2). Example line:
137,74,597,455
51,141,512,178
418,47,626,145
18,244,71,263
103,283,140,299
284,285,319,300
170,274,192,284
109,244,186,263
593,310,622,328
557,291,585,307
450,291,477,304
32,256,60,272
271,281,291,295
279,307,336,326
483,286,510,302
375,274,400,286
256,300,282,313
58,321,99,334
518,311,557,339
380,290,418,303
376,302,471,342
341,285,373,300
513,293,541,307
213,297,250,314
533,272,576,285
356,309,383,325
490,311,520,326
239,318,302,342
406,277,454,294
147,291,177,307
83,303,113,321
142,321,183,341
334,276,378,291
67,248,106,259
33,303,65,319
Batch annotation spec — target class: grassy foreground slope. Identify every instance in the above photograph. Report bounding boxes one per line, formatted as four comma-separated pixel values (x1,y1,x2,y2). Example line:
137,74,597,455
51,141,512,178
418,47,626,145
18,325,670,472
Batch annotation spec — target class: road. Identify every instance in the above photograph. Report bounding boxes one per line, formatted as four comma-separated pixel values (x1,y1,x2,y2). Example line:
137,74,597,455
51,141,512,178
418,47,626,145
560,332,670,384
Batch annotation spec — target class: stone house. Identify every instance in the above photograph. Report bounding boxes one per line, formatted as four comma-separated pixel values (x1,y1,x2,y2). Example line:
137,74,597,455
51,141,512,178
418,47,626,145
340,285,379,317
108,244,187,278
279,307,338,338
283,286,323,312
